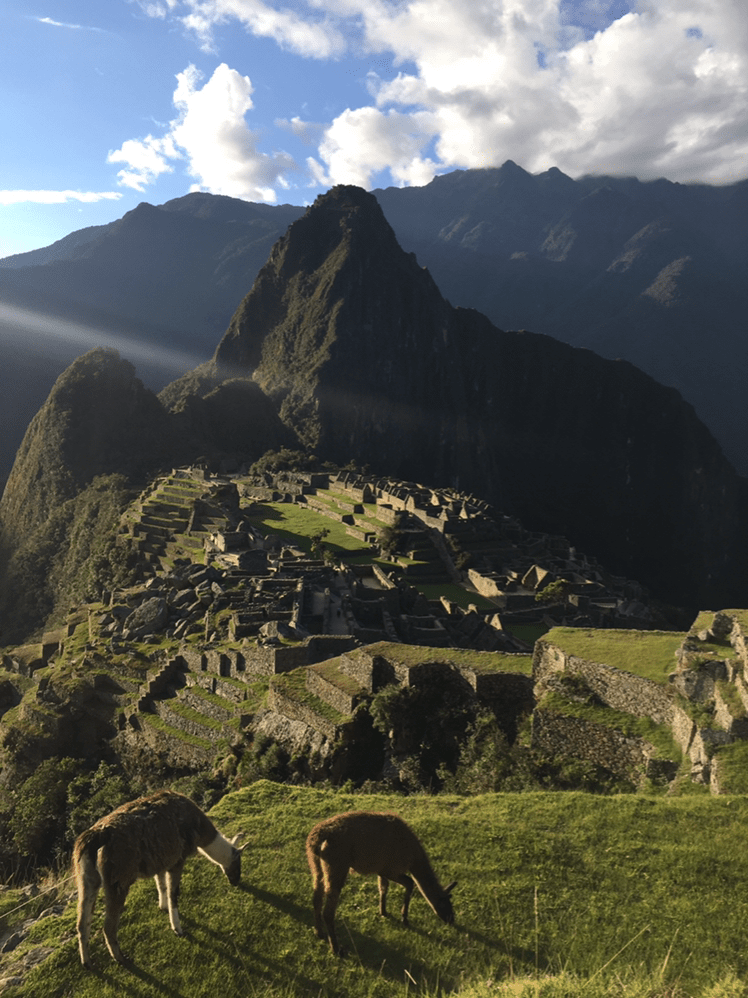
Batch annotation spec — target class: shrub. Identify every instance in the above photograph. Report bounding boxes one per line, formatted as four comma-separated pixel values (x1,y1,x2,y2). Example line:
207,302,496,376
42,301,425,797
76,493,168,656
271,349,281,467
371,675,478,790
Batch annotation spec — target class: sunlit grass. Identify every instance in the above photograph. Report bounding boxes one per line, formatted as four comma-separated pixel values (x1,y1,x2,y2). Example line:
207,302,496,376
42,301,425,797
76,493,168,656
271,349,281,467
245,501,370,554
8,784,748,998
541,628,686,684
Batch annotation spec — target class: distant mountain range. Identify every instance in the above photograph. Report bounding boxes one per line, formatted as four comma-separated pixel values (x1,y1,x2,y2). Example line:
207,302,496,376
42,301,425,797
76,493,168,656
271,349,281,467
1,163,747,486
2,162,746,487
1,184,746,641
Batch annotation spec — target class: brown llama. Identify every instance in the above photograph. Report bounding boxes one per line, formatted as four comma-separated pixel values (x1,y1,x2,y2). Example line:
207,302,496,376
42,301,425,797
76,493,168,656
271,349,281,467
305,811,456,955
73,789,244,967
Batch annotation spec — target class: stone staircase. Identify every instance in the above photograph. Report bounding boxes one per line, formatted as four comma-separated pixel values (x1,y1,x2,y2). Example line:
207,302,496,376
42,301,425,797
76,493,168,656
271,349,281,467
131,650,253,752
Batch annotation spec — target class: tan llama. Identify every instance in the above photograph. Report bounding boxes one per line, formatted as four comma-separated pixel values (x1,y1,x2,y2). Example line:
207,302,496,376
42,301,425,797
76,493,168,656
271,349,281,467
306,810,456,955
73,789,244,967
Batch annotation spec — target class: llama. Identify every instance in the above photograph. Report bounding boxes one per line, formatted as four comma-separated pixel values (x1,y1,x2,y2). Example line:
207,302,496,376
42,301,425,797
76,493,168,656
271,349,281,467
73,789,244,967
305,810,456,955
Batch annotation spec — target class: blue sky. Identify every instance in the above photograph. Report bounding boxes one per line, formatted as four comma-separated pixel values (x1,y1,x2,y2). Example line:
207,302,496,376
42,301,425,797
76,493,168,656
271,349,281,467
2,0,747,258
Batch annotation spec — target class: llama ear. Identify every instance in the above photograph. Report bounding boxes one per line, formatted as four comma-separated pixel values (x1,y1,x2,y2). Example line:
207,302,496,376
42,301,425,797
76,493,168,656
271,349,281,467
230,832,245,849
444,881,457,894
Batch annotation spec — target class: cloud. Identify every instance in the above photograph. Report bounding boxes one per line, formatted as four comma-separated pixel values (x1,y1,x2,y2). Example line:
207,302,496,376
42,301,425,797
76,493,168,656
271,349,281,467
158,0,347,57
109,64,297,200
133,1,180,18
309,106,440,188
34,16,107,32
165,0,748,186
275,116,326,146
107,135,181,192
0,190,123,206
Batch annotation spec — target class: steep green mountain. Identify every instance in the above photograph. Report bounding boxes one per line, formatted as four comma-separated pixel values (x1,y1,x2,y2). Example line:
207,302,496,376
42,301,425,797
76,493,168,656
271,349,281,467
0,195,304,489
207,185,748,609
0,349,292,642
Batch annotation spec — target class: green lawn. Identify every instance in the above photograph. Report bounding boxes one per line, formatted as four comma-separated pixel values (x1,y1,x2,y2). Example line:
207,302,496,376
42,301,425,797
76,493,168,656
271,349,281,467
541,627,686,684
245,501,370,555
245,502,499,611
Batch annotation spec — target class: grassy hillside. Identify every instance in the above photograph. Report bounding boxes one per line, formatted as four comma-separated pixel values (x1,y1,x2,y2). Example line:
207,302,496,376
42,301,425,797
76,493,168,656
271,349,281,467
3,782,748,997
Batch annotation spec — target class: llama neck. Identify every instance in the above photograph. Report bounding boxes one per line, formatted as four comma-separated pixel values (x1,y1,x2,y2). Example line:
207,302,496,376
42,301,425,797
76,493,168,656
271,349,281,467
199,831,234,870
410,851,441,903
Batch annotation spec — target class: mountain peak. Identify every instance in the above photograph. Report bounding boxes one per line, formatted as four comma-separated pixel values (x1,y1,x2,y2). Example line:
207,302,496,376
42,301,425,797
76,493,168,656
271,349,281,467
312,184,381,212
209,179,747,605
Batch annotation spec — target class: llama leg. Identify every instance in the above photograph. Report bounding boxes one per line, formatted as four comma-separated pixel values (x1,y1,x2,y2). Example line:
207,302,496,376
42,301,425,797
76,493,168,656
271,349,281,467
310,859,327,941
321,864,348,956
378,876,390,917
155,873,169,912
165,862,185,936
102,883,130,964
76,873,100,968
392,874,414,925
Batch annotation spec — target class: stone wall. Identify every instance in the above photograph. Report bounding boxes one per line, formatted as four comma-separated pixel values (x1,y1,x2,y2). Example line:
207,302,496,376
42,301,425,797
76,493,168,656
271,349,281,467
266,686,339,740
531,706,676,784
243,643,310,676
533,641,675,725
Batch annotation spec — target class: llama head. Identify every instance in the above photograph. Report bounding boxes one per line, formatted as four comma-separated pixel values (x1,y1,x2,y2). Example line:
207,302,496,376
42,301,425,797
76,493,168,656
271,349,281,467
433,881,457,925
224,833,245,886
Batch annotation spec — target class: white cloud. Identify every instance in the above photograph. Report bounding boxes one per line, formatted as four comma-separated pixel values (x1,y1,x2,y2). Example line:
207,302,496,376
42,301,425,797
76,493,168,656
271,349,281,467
173,0,748,186
133,1,180,17
0,190,123,206
124,1,748,195
176,0,346,57
358,1,745,184
34,16,107,32
107,135,180,192
109,63,298,201
275,116,325,145
309,106,440,188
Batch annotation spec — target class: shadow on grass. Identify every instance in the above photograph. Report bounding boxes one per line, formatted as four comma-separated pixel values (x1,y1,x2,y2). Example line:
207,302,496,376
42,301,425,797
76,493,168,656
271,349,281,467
107,960,185,998
247,503,285,522
225,883,462,991
453,920,541,975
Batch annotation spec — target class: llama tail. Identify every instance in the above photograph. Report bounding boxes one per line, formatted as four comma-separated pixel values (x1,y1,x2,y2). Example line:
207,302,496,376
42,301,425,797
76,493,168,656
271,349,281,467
74,826,111,968
305,827,328,880
73,827,110,888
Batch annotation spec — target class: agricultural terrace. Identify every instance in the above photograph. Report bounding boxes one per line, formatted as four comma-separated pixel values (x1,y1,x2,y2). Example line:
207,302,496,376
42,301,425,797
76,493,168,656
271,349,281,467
540,628,687,684
360,641,533,676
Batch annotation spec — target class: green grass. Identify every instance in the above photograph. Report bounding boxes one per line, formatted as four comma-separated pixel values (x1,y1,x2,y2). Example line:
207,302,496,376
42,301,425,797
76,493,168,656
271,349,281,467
713,741,748,793
360,641,533,676
270,668,350,727
161,699,226,731
245,501,370,556
139,712,214,750
542,628,686,684
312,659,366,696
506,623,551,645
6,784,748,997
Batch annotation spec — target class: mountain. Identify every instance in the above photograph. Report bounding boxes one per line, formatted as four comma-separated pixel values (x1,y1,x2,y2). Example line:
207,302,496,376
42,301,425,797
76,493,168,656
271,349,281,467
1,183,746,634
199,185,746,608
0,348,292,642
374,164,748,476
0,194,304,489
1,164,746,490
